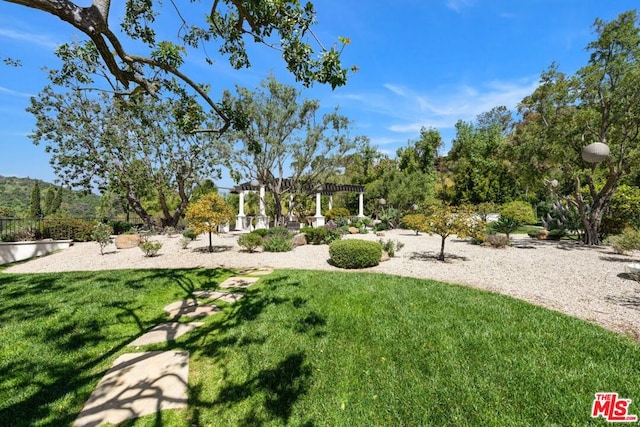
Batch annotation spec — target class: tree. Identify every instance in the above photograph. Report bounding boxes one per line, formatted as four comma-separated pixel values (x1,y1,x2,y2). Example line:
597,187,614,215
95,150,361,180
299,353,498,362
29,86,221,229
424,204,475,261
5,1,354,134
514,11,640,245
29,182,42,218
220,75,361,225
185,192,234,253
43,186,55,216
493,201,536,240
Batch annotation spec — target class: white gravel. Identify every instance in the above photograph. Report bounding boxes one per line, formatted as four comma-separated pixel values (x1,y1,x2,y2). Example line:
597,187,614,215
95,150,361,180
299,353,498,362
5,229,640,339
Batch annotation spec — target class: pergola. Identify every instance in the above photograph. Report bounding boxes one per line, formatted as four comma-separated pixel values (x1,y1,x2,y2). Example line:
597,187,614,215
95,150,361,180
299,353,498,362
231,179,365,230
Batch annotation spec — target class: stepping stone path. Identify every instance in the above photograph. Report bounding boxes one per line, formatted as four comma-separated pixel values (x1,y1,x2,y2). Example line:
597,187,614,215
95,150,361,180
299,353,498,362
237,267,274,276
219,276,261,288
75,271,270,426
128,322,204,347
74,350,190,427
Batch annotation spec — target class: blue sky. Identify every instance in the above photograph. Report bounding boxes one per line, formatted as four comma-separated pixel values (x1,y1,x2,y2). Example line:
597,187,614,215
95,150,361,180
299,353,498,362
0,1,637,190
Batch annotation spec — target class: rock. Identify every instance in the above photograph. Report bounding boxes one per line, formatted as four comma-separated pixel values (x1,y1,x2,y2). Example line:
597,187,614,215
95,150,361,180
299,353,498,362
380,251,390,262
376,232,385,237
292,233,307,247
115,234,142,249
348,227,360,234
536,229,549,240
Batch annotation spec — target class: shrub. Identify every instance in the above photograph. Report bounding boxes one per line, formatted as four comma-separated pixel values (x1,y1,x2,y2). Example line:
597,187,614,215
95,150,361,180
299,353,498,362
491,216,519,239
608,228,640,254
179,237,191,249
262,235,293,252
602,185,640,235
305,226,341,245
329,239,382,269
109,220,138,235
402,213,428,235
91,222,113,255
182,227,198,240
267,226,292,239
498,201,537,239
324,207,350,221
140,240,162,257
546,229,566,241
238,233,263,252
378,238,404,257
251,228,270,238
163,226,177,236
484,234,509,248
41,217,95,241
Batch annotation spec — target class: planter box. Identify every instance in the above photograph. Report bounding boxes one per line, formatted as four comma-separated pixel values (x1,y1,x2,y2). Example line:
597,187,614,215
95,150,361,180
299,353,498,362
0,240,73,265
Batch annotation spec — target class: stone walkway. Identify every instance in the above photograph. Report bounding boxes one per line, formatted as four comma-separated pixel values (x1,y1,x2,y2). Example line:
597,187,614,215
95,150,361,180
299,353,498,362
73,271,271,426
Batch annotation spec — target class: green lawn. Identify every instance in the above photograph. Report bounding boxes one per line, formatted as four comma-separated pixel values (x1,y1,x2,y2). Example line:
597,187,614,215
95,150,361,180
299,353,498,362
1,268,639,426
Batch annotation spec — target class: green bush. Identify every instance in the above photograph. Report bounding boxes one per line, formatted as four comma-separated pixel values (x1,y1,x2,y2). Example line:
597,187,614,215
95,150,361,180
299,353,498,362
238,233,263,252
139,240,162,257
500,201,536,226
267,226,292,239
251,228,270,238
378,238,404,257
91,222,113,255
324,207,351,221
41,217,94,241
608,228,640,254
262,235,293,252
329,239,382,269
182,227,198,240
602,185,640,235
546,229,566,240
179,237,191,249
305,226,341,245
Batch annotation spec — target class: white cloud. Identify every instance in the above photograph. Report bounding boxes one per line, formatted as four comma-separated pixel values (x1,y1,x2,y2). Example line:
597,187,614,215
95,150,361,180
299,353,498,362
0,86,33,98
0,27,59,49
446,0,475,13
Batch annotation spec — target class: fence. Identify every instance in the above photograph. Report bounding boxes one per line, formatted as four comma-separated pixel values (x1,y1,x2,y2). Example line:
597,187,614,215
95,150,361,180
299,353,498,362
0,216,145,241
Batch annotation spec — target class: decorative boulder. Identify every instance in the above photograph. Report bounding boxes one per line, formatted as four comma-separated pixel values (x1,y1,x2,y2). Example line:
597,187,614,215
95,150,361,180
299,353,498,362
115,234,142,249
292,233,307,247
348,227,360,234
536,229,549,240
380,251,390,262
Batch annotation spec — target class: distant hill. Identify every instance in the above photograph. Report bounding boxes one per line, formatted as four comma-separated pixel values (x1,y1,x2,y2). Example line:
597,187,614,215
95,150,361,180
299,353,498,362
0,175,101,218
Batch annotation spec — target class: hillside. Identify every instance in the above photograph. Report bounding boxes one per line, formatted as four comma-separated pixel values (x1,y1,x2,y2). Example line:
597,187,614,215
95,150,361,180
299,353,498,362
0,175,101,218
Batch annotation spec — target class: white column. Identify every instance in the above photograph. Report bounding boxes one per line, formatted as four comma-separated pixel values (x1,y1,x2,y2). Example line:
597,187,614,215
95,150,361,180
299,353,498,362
288,194,294,221
235,190,246,231
256,185,268,229
313,192,325,227
328,195,333,211
358,192,365,218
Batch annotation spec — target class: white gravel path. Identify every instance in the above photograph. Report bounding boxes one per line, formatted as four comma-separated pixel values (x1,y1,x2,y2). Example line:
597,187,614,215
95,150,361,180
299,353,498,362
5,229,640,339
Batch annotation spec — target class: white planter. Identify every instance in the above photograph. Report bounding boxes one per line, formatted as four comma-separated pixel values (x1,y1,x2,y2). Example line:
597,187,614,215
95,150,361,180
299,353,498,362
0,240,73,265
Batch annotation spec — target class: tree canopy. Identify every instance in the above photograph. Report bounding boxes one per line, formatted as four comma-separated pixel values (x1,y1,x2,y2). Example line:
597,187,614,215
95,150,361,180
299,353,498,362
6,0,355,134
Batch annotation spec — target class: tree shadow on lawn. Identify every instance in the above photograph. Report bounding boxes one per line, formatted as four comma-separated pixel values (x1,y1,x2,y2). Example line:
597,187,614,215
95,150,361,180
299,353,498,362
160,273,320,425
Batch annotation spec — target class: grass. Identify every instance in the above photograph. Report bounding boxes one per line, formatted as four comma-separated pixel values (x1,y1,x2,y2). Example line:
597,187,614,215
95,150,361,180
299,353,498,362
2,269,640,426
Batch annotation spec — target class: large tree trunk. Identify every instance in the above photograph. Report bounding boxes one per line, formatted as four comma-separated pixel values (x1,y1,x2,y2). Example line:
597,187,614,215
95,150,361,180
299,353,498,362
125,187,155,229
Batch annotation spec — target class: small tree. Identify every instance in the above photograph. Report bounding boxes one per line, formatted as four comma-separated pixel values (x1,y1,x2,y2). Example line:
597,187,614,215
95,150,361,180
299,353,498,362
496,201,536,240
185,193,234,253
402,213,428,235
91,222,113,255
424,205,475,261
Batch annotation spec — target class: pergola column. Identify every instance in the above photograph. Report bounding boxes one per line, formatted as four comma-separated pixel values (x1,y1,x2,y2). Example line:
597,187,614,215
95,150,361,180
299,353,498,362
357,192,365,218
256,184,268,229
313,191,325,227
235,190,246,231
288,194,295,221
328,194,333,211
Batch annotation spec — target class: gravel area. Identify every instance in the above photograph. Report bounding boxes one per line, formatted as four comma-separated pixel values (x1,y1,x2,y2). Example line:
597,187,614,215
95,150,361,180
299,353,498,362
5,229,640,339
